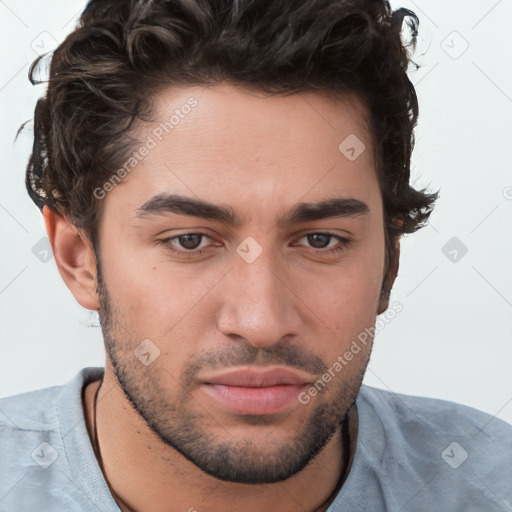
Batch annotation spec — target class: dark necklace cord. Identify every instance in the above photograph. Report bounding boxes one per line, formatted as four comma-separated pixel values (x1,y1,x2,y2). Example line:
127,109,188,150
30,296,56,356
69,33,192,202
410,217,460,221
311,406,354,512
92,380,136,512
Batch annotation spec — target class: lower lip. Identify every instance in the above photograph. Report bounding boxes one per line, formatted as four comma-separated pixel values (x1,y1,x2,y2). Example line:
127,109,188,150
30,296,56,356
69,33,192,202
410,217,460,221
202,383,305,415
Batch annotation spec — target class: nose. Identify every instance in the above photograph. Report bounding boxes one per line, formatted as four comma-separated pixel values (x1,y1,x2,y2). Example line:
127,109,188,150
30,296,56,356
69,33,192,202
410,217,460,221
216,254,303,349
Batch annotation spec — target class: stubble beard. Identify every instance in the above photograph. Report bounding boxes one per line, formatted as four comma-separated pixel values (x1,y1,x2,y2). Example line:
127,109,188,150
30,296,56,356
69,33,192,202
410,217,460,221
95,258,368,484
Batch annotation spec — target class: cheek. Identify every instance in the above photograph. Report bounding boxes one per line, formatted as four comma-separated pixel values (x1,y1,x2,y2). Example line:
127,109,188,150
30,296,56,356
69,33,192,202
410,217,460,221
297,241,384,353
100,245,224,353
304,269,381,341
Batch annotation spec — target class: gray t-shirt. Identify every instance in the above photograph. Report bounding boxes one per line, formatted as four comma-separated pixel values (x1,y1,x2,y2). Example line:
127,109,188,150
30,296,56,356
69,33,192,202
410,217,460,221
0,367,510,511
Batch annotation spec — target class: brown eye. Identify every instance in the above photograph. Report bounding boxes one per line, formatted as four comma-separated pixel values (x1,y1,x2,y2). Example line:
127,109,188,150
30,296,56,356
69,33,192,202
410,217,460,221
306,233,331,249
158,232,214,257
294,232,351,254
176,234,203,250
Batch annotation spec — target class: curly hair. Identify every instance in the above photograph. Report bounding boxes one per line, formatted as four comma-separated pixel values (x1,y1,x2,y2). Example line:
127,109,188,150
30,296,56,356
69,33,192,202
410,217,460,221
24,0,439,277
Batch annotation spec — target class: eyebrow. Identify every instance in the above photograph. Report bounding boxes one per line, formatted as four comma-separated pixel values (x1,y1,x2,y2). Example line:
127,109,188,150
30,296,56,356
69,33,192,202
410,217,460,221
134,193,370,226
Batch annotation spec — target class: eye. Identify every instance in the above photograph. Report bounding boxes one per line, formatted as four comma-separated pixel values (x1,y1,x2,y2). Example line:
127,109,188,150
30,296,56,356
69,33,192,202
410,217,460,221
293,232,351,254
157,231,351,259
157,232,216,257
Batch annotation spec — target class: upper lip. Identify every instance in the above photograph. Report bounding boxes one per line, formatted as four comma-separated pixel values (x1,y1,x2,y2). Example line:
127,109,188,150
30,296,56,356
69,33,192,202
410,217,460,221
202,367,312,387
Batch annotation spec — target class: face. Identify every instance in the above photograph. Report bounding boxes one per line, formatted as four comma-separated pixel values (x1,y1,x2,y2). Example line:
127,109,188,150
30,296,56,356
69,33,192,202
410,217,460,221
94,84,388,484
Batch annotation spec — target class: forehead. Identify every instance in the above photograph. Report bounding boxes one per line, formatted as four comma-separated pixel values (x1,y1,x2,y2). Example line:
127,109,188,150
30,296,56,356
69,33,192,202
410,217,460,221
147,83,373,164
103,83,380,223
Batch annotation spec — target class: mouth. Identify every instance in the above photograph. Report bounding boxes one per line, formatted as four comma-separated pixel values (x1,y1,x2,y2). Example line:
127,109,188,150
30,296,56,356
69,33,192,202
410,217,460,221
200,367,312,416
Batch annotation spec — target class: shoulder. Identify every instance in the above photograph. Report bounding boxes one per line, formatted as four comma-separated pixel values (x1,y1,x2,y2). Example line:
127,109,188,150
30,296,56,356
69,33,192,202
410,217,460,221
0,383,64,433
357,384,512,441
0,367,106,510
0,366,104,436
343,385,512,510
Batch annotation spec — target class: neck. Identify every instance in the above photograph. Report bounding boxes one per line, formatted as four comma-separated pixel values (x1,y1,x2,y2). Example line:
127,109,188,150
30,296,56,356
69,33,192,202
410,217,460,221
83,367,358,512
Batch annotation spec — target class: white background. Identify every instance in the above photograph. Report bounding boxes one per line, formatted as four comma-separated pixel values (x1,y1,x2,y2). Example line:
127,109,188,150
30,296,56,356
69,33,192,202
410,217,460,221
0,0,511,424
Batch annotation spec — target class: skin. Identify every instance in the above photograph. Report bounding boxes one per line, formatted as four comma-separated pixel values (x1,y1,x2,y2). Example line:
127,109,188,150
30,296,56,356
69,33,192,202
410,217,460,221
44,83,400,512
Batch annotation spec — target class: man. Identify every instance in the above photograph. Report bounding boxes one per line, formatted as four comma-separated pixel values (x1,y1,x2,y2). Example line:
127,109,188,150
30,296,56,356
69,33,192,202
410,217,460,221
1,0,510,510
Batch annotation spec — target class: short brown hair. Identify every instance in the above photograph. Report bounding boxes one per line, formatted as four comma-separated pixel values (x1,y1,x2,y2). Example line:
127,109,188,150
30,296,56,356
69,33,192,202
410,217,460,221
24,0,439,277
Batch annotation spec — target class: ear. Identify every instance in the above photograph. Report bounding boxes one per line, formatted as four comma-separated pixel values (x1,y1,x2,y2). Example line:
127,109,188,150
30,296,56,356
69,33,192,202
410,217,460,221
43,205,100,311
377,237,400,315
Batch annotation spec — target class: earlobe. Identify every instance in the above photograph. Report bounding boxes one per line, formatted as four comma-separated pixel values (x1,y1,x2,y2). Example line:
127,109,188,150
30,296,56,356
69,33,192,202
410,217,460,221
377,238,400,315
43,205,100,311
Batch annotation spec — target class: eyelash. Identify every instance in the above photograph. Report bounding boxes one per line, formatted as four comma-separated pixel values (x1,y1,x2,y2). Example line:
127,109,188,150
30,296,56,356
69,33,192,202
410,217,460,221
157,231,351,258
